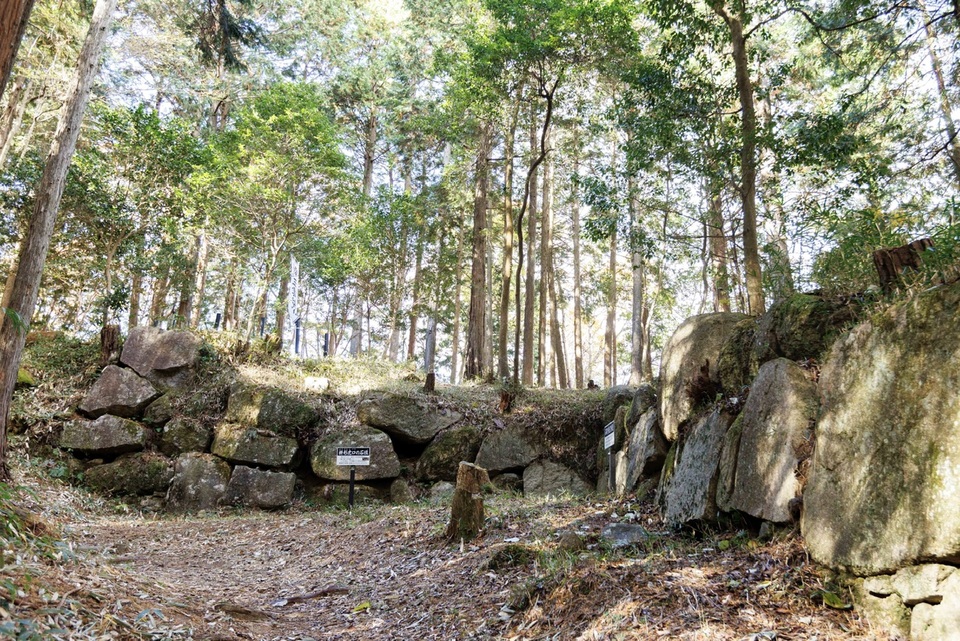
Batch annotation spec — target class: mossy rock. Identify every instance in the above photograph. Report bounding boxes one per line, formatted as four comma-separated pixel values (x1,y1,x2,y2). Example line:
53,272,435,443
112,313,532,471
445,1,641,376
756,293,861,363
416,425,482,482
16,367,36,389
717,319,759,394
85,452,174,496
486,543,540,570
225,382,318,441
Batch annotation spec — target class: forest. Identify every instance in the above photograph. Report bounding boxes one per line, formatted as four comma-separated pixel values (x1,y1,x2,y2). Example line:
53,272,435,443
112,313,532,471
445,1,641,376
2,0,960,394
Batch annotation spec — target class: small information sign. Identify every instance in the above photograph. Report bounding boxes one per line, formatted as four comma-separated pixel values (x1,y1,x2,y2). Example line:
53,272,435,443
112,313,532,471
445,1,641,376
603,422,615,450
336,447,371,466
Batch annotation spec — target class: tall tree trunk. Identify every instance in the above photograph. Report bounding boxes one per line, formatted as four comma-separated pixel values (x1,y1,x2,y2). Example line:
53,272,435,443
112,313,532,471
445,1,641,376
498,98,521,380
276,274,289,345
521,108,539,385
406,235,423,361
604,231,617,387
628,173,646,385
190,229,210,327
128,272,142,328
362,109,377,198
571,130,584,389
0,76,31,166
706,172,732,312
222,259,237,330
539,126,559,388
0,0,116,480
451,208,465,385
483,211,494,379
710,1,764,315
0,0,35,101
150,267,170,325
464,123,491,380
921,0,960,186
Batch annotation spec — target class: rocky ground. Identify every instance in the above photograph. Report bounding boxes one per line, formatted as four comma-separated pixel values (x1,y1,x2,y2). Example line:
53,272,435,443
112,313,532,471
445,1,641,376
3,457,883,641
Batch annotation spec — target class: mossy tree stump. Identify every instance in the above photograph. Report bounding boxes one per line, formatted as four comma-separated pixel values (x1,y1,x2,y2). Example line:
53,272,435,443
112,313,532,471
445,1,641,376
445,462,489,542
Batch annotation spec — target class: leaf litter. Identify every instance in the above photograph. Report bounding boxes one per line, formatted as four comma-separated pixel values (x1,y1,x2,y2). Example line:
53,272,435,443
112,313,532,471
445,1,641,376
2,460,886,640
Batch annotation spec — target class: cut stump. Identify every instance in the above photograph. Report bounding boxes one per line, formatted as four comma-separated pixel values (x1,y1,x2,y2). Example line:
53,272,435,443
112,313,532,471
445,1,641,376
445,461,489,542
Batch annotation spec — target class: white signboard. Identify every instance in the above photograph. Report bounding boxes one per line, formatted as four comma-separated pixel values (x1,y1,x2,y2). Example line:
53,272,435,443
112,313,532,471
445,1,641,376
603,422,615,450
336,447,371,466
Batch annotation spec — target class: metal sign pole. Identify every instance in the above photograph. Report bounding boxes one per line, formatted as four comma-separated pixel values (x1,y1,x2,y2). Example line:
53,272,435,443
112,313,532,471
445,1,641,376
609,449,615,494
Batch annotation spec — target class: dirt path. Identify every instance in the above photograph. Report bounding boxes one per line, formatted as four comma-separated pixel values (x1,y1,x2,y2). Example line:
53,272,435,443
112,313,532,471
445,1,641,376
75,503,525,640
61,495,879,641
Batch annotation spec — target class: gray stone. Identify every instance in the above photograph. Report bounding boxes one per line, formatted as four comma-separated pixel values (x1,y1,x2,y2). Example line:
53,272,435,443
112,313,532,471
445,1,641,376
165,453,231,512
716,414,744,512
849,578,911,641
625,384,658,432
601,523,650,548
356,393,462,445
660,313,748,442
223,465,295,509
120,326,201,390
211,422,300,469
492,473,522,493
623,408,669,493
429,481,456,503
557,531,586,553
911,570,960,641
803,280,960,574
159,417,213,456
78,365,160,419
60,415,147,456
661,408,736,527
390,478,414,504
475,426,538,474
523,459,592,497
84,452,173,496
309,426,401,481
143,394,175,428
727,359,818,523
225,382,318,439
892,564,956,607
416,425,482,482
602,385,636,425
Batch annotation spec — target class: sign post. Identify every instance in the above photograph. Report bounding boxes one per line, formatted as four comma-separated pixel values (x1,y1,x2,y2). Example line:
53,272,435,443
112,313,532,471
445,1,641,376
336,447,371,508
603,422,615,494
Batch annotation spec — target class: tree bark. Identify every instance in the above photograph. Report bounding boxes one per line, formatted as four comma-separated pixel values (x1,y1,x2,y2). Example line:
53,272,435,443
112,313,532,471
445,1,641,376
521,106,539,385
445,462,490,542
190,229,210,327
128,272,142,328
497,98,521,380
0,0,35,101
604,230,617,387
628,172,646,385
464,123,491,380
0,0,116,480
706,174,731,312
710,0,764,315
451,208,465,384
571,129,584,389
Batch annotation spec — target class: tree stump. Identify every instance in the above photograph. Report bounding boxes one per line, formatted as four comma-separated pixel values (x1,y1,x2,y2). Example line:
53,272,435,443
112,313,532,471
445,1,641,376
99,324,121,366
445,462,490,542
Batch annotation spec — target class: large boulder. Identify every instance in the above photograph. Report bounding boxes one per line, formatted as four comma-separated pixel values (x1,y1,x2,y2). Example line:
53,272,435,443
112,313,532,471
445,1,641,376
356,393,462,445
602,385,636,425
223,465,295,509
660,313,748,442
725,359,817,523
856,565,960,641
85,452,174,496
60,415,147,456
165,453,231,512
224,382,318,440
803,280,960,575
753,293,860,363
623,408,669,494
716,318,760,395
625,384,658,431
660,408,736,527
475,426,538,474
309,426,401,481
416,425,482,482
120,326,202,390
211,422,300,469
159,417,213,457
142,394,175,428
523,460,592,497
78,365,160,419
